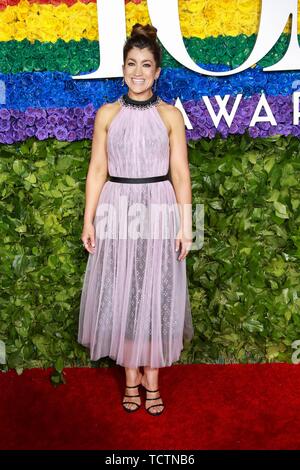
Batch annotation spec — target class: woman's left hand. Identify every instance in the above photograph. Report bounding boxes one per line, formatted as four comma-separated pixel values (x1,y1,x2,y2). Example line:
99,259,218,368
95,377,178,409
175,228,193,261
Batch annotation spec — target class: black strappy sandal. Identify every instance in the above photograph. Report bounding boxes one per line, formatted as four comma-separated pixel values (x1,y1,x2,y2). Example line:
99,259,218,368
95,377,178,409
122,383,141,413
144,387,165,416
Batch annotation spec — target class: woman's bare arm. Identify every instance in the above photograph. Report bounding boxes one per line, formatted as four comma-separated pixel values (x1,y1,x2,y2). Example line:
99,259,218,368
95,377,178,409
168,106,193,259
81,104,116,253
83,105,110,226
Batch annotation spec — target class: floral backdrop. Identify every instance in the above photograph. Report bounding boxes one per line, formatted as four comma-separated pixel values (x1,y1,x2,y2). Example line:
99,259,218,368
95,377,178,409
1,0,300,373
1,0,300,143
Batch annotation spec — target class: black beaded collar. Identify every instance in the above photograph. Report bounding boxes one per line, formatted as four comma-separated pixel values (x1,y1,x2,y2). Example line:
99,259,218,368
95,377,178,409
119,92,161,109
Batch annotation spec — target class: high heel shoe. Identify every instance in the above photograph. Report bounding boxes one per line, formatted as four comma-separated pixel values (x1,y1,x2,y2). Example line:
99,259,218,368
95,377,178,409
144,387,165,416
122,383,141,413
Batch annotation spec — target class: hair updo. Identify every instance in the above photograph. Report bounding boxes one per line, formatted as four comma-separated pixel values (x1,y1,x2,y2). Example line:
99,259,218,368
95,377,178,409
123,23,162,69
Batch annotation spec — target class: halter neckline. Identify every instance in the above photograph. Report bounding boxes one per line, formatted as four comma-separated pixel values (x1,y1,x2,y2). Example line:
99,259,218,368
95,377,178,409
119,93,161,109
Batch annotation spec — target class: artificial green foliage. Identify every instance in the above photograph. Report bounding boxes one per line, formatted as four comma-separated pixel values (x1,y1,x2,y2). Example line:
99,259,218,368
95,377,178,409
1,133,300,374
185,133,300,365
0,138,114,375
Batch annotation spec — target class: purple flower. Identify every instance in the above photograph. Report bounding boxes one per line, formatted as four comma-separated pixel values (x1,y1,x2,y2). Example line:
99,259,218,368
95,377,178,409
25,115,36,126
48,115,59,125
36,117,47,129
54,126,68,140
25,127,36,137
36,128,49,140
84,103,95,117
248,127,260,138
0,109,10,119
0,119,10,131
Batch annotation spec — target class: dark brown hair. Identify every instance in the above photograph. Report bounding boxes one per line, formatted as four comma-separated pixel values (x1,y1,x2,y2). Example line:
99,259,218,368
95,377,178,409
123,23,162,69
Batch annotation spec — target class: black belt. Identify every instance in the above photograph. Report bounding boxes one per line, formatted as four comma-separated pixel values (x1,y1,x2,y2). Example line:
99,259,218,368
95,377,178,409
108,173,169,184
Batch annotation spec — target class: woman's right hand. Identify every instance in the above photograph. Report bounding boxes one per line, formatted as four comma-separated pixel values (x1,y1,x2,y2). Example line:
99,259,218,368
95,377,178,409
81,222,96,254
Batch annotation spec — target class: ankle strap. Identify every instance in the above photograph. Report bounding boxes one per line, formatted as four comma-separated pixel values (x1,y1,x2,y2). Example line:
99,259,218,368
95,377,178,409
126,384,140,388
145,388,159,393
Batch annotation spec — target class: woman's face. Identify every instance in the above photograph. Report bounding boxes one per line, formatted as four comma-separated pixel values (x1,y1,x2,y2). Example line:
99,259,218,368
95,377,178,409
123,46,160,97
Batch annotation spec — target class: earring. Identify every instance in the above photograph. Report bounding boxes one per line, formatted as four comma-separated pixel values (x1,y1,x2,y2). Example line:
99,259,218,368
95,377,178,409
153,78,157,92
122,77,124,86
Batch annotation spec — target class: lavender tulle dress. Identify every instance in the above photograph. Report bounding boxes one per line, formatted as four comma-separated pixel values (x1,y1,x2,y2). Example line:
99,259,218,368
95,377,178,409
78,92,194,368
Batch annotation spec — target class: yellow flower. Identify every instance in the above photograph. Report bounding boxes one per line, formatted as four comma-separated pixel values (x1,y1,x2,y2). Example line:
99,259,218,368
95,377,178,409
184,0,202,14
0,0,269,43
238,0,259,14
2,9,17,23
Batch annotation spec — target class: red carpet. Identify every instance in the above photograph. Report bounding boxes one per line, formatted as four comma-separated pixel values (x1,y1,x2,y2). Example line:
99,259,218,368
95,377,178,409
1,363,300,450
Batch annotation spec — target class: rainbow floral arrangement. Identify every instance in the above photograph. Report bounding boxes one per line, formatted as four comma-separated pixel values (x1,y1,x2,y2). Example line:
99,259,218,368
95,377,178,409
0,0,299,143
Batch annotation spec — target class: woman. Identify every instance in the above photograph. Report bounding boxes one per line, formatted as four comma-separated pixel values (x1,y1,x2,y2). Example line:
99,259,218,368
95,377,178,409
78,23,194,416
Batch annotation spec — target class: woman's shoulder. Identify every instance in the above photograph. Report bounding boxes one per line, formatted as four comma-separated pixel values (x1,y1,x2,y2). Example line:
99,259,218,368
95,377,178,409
158,97,182,114
98,98,121,112
157,97,184,124
94,99,120,122
157,96,171,109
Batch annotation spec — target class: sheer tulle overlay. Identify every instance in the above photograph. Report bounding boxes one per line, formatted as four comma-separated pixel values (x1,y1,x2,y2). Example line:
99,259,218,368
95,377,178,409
78,95,194,368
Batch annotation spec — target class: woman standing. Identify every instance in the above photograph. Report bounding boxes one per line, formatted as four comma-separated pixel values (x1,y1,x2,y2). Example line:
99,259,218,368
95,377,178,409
78,23,194,416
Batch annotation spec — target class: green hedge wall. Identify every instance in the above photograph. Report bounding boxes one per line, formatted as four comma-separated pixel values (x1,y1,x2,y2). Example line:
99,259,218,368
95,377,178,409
1,133,300,375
